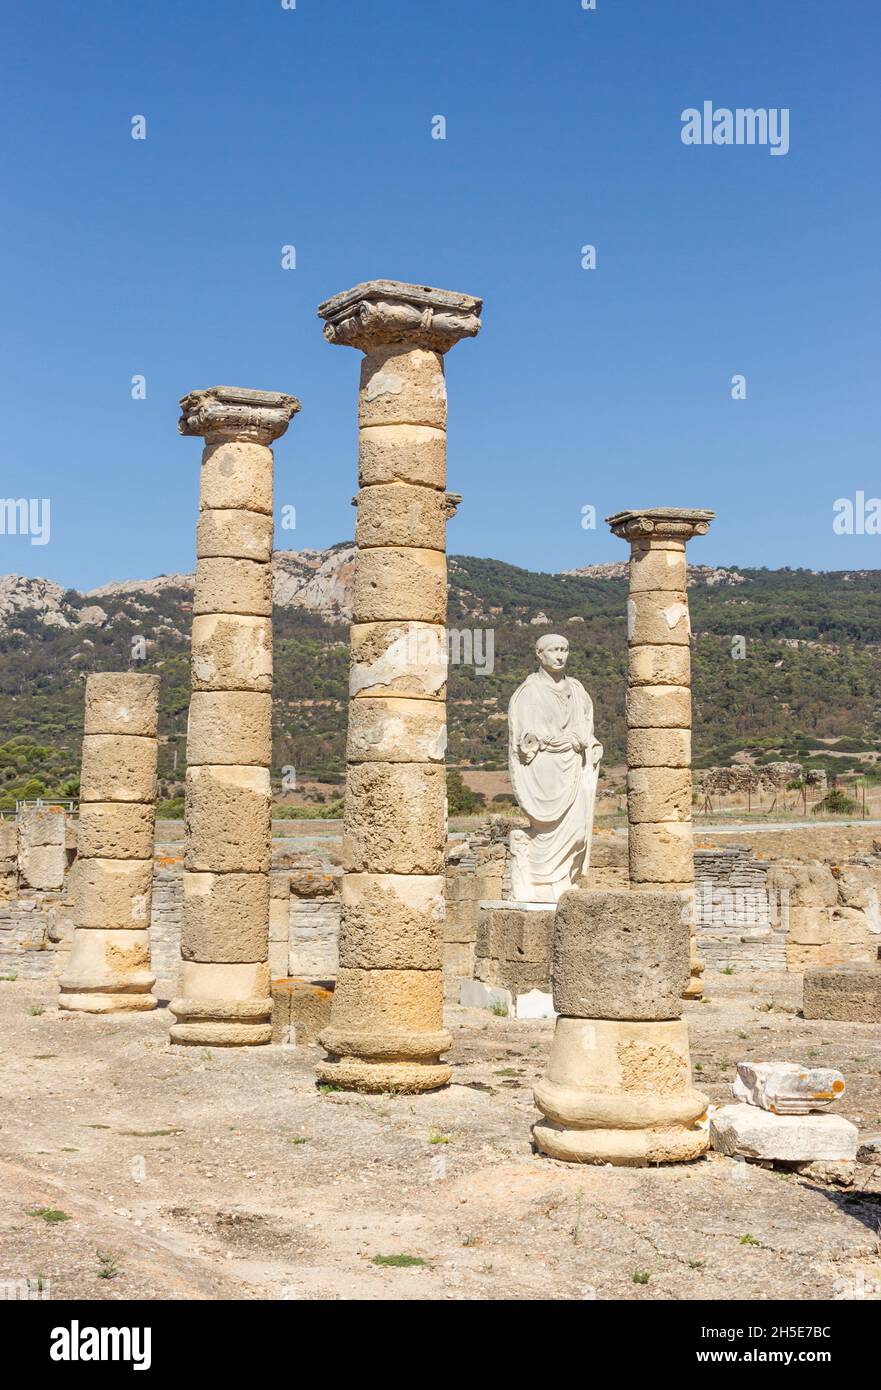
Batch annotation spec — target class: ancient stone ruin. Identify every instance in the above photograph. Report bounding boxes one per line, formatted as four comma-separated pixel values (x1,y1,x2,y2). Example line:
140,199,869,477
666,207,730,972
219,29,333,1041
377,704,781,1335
313,279,481,1093
533,889,709,1163
2,281,876,1238
607,507,714,999
58,673,159,1013
170,386,299,1046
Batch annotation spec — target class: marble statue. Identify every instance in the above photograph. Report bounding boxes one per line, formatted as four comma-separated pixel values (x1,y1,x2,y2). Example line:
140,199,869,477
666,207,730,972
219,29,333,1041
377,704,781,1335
507,634,603,902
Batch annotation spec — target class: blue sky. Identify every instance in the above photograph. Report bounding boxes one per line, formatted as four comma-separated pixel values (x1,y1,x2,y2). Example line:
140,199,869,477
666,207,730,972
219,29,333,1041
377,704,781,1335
1,0,879,589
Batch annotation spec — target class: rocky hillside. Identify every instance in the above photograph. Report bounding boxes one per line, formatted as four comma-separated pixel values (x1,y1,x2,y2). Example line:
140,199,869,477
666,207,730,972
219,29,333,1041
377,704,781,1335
1,548,880,805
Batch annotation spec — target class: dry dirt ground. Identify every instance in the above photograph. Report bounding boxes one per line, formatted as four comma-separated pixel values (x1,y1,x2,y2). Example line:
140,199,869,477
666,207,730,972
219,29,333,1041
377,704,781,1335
1,972,880,1302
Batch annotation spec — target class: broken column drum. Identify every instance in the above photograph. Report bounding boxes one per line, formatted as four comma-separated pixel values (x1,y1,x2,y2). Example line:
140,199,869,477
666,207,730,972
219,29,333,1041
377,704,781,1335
170,385,300,1046
59,673,160,1013
315,280,482,1092
533,889,709,1164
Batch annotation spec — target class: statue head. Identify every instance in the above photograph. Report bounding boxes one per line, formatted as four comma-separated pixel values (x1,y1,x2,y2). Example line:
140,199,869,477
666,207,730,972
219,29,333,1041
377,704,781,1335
536,633,569,674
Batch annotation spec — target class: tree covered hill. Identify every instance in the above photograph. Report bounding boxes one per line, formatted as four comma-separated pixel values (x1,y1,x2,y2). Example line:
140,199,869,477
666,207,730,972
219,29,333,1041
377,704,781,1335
0,552,879,806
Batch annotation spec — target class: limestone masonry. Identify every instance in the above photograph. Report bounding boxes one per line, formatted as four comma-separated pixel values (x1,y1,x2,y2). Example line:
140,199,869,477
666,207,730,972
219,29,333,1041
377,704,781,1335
607,507,714,1000
59,673,159,1014
170,385,299,1047
315,279,482,1093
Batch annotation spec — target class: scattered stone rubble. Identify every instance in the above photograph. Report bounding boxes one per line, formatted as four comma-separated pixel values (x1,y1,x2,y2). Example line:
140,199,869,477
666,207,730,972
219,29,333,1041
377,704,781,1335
711,1060,858,1164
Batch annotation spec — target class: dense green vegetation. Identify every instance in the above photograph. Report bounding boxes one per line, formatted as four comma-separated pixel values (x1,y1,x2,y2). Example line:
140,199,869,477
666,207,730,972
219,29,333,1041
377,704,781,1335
1,561,879,798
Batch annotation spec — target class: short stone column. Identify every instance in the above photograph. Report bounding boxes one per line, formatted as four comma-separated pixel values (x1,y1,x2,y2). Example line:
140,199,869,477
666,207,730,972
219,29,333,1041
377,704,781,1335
315,280,482,1092
170,386,299,1047
606,507,714,998
59,673,159,1013
533,889,708,1163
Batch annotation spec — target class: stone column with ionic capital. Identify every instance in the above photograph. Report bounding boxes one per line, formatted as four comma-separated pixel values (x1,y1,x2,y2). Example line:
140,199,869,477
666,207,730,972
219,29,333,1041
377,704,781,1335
170,386,299,1046
315,280,482,1092
606,507,714,999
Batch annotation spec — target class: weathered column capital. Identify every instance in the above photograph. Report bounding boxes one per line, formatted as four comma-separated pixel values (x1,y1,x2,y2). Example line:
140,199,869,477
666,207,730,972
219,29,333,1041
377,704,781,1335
178,386,300,445
606,507,714,544
317,280,482,353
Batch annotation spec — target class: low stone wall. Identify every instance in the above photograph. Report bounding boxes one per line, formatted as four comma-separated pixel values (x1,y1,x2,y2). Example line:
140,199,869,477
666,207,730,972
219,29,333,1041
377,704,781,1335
149,866,185,998
7,809,879,992
0,892,70,980
444,830,507,987
769,858,881,970
145,856,342,995
694,847,787,973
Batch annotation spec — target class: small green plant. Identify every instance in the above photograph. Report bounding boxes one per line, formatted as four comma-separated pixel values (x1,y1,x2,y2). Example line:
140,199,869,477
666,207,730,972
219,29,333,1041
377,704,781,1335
428,1128,451,1145
739,1233,759,1247
688,1259,705,1269
813,788,859,816
288,1136,308,1145
0,973,17,981
694,1062,703,1073
461,1234,478,1247
28,1207,71,1223
96,1250,119,1280
489,1000,509,1017
318,1083,342,1094
736,1030,748,1040
495,1067,520,1078
371,1253,427,1268
722,967,734,975
27,1005,44,1017
200,1048,212,1063
632,1270,650,1284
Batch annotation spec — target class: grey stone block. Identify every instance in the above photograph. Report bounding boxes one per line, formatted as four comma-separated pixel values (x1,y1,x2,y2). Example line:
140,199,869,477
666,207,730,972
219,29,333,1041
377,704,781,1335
552,889,689,1021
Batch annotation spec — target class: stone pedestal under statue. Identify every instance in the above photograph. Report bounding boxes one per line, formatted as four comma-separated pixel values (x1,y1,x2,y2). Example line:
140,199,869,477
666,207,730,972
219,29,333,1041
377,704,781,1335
459,902,556,1019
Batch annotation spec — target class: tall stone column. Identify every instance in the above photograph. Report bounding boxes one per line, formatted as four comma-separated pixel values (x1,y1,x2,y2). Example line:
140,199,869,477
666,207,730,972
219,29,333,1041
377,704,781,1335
606,507,714,999
315,280,482,1092
170,386,299,1047
59,673,159,1013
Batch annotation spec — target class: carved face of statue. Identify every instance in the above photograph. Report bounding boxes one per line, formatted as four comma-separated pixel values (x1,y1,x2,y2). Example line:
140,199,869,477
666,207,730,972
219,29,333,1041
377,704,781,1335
536,635,569,674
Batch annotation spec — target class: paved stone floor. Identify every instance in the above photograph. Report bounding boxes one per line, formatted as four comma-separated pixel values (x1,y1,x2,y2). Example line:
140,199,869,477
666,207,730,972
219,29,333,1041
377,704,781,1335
1,971,879,1301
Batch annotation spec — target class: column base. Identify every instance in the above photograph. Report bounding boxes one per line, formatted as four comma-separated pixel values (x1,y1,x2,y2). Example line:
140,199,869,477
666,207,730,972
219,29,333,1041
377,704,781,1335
317,1025,452,1093
168,996,273,1046
58,990,157,1015
169,1019,272,1047
533,1016,708,1167
169,960,272,1046
682,967,705,1000
59,929,156,1014
533,1119,707,1165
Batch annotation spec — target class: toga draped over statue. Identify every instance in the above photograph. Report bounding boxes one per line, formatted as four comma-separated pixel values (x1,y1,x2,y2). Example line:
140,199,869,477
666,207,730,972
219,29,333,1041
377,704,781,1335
507,636,603,902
